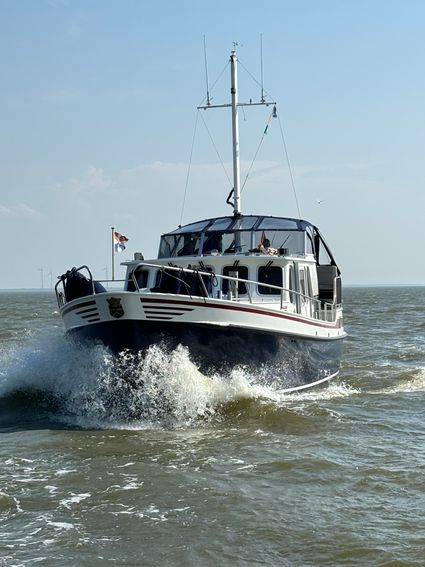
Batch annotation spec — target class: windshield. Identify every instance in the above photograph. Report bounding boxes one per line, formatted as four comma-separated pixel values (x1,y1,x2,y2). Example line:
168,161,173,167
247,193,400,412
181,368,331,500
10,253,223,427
157,216,319,259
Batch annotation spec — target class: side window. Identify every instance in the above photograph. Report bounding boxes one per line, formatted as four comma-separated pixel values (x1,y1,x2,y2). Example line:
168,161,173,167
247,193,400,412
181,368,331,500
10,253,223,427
258,266,282,295
222,266,248,294
153,269,181,294
136,269,149,289
299,268,306,300
306,267,313,298
288,265,296,303
127,268,149,291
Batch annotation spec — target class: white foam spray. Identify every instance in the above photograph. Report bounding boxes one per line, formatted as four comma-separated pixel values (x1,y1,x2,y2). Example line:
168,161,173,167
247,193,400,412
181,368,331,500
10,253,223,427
0,330,357,429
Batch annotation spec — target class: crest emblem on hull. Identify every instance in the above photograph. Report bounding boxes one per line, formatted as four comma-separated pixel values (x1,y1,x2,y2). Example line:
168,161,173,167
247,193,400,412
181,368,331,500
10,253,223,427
107,297,124,318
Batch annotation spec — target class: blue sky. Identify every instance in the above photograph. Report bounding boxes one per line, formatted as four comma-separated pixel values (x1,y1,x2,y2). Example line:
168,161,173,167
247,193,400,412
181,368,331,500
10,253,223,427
1,0,424,288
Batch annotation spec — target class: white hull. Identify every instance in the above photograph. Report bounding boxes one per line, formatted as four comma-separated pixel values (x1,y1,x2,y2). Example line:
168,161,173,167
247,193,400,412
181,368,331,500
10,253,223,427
62,290,345,341
61,290,345,388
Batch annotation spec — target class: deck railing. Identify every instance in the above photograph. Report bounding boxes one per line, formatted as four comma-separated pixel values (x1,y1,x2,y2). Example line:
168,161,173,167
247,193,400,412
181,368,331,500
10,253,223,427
130,263,340,323
56,262,340,324
54,265,125,308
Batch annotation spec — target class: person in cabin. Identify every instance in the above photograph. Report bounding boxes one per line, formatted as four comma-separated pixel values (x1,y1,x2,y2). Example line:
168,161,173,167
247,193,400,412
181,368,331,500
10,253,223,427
178,234,198,256
258,234,278,256
203,232,223,254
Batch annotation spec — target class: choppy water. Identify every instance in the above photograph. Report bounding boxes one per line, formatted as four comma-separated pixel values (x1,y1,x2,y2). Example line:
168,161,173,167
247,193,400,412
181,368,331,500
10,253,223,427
0,287,424,566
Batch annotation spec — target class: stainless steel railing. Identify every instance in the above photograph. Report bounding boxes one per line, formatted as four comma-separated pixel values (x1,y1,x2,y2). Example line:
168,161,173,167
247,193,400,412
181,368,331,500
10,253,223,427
130,262,340,323
55,262,340,323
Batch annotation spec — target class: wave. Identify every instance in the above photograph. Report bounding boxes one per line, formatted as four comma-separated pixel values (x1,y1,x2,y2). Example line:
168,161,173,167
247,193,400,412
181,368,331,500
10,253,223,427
0,331,356,430
0,491,21,514
374,367,425,394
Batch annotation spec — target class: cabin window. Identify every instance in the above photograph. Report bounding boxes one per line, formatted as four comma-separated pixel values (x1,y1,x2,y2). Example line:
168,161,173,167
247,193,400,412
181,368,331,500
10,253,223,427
299,268,306,300
300,267,314,301
257,218,300,231
158,233,201,258
207,218,233,231
127,268,149,291
175,233,201,257
254,230,305,255
288,265,296,303
306,267,313,298
221,232,251,254
152,269,183,294
222,266,248,295
316,241,333,265
258,266,282,295
305,233,314,255
232,217,257,230
158,234,178,258
202,232,223,254
152,267,214,297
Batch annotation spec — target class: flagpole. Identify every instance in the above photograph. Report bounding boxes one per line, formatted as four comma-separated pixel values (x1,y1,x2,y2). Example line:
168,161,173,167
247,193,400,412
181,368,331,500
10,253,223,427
111,226,115,281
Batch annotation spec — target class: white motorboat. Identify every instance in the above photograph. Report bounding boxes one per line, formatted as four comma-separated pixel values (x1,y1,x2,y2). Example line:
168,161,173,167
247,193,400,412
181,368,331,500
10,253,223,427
56,49,346,392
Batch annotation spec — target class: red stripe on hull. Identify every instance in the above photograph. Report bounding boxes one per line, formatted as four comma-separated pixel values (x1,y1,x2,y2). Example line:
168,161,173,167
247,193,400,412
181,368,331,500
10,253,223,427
140,297,342,330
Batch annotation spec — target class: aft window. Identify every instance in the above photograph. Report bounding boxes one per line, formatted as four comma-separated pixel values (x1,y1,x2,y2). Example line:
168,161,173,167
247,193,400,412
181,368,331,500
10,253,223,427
222,266,248,295
258,266,282,295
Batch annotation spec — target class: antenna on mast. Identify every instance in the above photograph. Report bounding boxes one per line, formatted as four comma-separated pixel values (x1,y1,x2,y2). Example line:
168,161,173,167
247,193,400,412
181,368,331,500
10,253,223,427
203,35,211,106
260,33,265,103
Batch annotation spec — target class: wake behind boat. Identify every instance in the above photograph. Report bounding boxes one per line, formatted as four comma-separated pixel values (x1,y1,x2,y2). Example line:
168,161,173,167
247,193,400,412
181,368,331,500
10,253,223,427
55,49,346,392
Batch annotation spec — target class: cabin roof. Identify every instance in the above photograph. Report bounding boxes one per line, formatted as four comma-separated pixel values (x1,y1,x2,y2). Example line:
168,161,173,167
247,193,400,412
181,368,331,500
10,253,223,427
163,215,313,236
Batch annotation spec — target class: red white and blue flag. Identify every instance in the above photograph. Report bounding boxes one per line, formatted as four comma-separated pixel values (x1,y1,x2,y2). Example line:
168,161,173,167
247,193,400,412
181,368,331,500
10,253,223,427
114,231,128,253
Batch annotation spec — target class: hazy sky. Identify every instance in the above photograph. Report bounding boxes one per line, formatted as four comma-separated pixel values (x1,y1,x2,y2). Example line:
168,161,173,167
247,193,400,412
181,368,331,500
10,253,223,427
1,0,424,288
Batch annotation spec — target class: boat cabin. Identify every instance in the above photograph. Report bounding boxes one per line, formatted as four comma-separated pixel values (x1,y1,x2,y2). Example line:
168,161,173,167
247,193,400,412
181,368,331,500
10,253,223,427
123,215,341,310
158,215,309,258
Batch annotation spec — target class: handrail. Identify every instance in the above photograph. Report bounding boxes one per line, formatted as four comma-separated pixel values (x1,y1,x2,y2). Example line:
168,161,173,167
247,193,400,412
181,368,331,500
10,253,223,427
56,262,340,324
54,268,127,308
130,262,339,323
55,265,94,308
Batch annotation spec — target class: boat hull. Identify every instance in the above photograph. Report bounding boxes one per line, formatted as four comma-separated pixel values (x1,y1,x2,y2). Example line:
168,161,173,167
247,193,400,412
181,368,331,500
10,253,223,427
67,318,344,391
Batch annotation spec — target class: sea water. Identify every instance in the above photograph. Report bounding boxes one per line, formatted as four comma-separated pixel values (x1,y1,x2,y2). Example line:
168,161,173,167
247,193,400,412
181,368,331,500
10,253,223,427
0,287,424,566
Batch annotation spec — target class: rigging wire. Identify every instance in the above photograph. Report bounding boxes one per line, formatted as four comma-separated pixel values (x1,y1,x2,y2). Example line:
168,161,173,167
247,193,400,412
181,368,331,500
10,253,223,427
276,111,301,218
210,61,230,92
238,59,273,102
198,110,232,187
179,110,199,227
197,61,229,108
241,108,275,193
183,49,301,220
238,57,301,217
180,58,231,226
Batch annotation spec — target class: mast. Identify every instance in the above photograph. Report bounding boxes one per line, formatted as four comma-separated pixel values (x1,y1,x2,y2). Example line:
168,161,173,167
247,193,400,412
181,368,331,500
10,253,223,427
230,51,241,216
198,48,275,218
111,226,115,281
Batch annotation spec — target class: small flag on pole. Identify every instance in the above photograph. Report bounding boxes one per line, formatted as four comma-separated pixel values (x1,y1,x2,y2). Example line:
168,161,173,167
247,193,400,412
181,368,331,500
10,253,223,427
114,231,128,254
